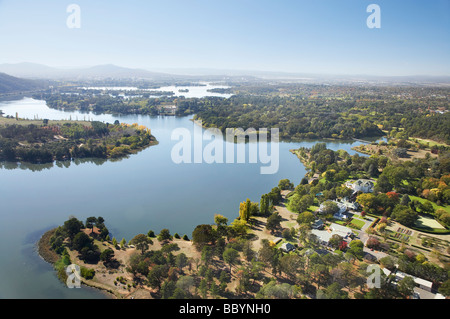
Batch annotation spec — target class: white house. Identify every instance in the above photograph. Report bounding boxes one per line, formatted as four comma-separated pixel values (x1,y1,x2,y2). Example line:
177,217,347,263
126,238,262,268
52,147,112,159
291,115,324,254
311,223,353,246
346,179,374,193
319,201,347,215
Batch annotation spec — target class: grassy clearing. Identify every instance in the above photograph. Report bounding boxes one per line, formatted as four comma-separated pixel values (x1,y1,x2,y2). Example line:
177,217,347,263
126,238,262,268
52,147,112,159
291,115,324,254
307,205,320,213
409,137,449,148
410,196,450,213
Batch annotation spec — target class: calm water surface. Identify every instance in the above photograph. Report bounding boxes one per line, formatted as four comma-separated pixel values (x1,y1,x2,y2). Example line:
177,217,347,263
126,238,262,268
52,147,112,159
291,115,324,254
0,97,367,298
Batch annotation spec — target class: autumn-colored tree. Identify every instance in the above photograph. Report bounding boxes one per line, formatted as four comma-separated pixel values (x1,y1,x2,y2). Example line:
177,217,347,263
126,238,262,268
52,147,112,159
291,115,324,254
356,193,376,212
239,199,259,222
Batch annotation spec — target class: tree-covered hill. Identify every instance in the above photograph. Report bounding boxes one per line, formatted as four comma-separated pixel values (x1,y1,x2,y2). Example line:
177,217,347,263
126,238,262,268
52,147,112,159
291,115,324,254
0,72,47,94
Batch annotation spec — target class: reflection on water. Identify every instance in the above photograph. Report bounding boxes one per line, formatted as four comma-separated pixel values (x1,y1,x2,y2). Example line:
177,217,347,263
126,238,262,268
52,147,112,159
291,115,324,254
0,157,111,172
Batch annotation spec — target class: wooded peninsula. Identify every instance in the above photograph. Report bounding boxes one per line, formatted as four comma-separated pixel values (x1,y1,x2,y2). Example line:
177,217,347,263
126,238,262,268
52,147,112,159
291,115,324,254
0,116,157,163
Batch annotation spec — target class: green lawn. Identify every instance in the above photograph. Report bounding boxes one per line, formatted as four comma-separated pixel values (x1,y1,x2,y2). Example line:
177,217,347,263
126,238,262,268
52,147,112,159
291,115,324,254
348,218,365,230
410,196,450,213
307,205,320,212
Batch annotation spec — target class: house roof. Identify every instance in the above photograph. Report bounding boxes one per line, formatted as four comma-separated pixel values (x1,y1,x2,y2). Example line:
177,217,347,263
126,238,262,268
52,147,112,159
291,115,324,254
311,229,333,243
280,242,295,252
312,219,324,227
395,271,433,288
329,223,352,237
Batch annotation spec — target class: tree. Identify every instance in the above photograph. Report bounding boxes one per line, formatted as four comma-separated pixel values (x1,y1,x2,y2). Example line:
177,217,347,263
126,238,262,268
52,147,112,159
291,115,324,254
176,275,195,295
348,240,364,260
438,279,450,297
297,211,316,225
266,212,282,234
379,256,395,270
319,201,340,216
72,232,92,251
199,278,208,299
210,281,219,298
147,265,168,289
374,174,393,193
318,282,348,299
260,194,271,216
242,240,255,262
192,224,216,251
201,246,214,266
288,194,314,213
85,217,97,234
120,238,126,249
214,214,228,237
258,239,280,273
161,280,177,299
63,217,84,240
381,166,408,189
356,194,376,213
391,205,418,227
158,229,173,242
278,179,294,190
397,276,415,298
130,234,153,255
96,216,105,228
366,236,380,249
100,248,114,263
268,187,282,205
223,248,239,273
239,199,258,222
279,254,303,281
329,234,344,250
175,253,189,271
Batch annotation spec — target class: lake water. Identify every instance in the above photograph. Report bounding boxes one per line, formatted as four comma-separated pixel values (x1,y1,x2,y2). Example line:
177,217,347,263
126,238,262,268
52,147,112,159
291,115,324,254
79,82,233,99
0,97,368,299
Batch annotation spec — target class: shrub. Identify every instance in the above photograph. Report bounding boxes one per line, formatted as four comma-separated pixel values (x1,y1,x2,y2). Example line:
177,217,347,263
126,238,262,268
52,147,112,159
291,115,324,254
80,267,95,280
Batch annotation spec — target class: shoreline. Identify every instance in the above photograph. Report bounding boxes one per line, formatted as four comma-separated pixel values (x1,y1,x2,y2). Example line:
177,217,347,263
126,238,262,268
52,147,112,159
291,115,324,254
36,228,117,299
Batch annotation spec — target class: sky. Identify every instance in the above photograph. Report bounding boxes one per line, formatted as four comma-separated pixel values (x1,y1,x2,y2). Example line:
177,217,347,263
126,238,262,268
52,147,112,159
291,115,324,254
0,0,449,76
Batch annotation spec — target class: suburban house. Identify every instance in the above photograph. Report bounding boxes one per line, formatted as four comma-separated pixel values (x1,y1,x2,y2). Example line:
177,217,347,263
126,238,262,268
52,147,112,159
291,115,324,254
280,242,295,253
346,179,375,193
311,223,353,246
318,200,351,220
319,201,347,214
340,198,359,211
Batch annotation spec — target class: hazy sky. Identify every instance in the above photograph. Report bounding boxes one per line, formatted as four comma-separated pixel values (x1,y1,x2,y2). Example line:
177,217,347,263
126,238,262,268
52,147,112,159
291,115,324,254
0,0,449,76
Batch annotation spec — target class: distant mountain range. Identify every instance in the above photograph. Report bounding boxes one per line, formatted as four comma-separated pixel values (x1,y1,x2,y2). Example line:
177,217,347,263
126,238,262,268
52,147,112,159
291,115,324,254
0,72,47,94
0,62,449,85
0,63,176,81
